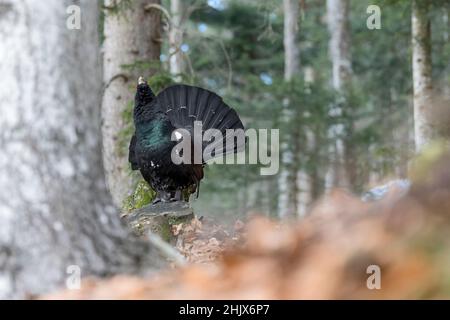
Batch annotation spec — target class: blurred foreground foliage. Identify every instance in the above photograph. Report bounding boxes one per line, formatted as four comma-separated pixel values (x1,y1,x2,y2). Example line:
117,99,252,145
49,145,450,299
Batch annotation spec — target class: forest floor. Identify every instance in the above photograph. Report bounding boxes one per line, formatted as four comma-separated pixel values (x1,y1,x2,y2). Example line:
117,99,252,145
47,147,450,299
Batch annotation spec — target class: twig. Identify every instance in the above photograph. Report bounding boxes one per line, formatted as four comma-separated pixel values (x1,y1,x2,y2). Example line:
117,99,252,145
185,53,196,81
218,40,233,91
203,36,233,91
144,3,172,25
147,232,187,267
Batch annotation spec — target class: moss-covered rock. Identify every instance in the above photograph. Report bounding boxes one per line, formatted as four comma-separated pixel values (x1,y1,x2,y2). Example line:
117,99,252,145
122,180,156,212
122,201,194,243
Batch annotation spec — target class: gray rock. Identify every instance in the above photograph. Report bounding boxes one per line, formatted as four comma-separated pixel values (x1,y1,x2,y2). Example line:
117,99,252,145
122,201,195,243
362,179,411,202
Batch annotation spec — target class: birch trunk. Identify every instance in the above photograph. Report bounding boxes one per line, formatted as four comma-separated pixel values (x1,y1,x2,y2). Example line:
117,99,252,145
169,0,186,79
412,0,433,151
325,0,352,190
102,0,162,208
0,0,163,299
327,0,352,91
297,69,316,217
278,0,300,219
283,0,300,82
444,7,450,98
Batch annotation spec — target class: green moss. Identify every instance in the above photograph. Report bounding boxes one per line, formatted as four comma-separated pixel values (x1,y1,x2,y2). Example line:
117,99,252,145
122,180,155,212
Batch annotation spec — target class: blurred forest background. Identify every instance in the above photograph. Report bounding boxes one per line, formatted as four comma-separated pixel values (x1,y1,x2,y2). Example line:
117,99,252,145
0,0,449,299
109,0,450,220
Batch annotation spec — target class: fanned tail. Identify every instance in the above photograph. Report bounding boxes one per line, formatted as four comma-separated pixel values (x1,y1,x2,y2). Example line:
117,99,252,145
155,85,246,162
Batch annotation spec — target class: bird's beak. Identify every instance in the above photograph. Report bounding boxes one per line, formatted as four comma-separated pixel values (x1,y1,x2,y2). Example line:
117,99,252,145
138,76,147,85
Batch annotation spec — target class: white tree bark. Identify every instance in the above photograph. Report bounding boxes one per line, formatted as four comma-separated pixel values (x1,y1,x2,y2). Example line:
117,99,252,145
277,156,292,218
412,0,433,151
102,0,162,208
0,0,162,299
283,0,300,82
325,0,352,190
169,0,186,79
326,0,352,91
443,7,450,98
297,68,316,218
278,0,300,219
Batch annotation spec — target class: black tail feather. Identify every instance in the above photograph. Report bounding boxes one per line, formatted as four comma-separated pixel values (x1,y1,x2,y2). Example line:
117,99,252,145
154,85,245,161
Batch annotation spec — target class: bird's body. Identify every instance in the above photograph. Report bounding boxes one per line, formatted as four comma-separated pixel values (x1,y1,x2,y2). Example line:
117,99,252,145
129,78,245,203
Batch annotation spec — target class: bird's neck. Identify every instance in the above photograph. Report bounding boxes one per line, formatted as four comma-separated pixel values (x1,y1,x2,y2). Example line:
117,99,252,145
136,113,174,149
134,89,156,119
134,102,153,121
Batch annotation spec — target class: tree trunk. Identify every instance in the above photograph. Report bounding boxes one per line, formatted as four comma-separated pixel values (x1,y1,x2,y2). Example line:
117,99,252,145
0,0,163,299
278,0,300,219
169,0,186,79
283,0,300,82
325,0,352,190
102,0,162,208
327,0,352,91
297,69,316,217
412,0,433,151
444,7,450,98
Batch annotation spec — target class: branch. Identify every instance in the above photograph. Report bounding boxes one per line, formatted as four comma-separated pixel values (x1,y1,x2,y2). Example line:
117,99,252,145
147,232,187,267
144,3,172,25
203,36,233,91
219,40,233,91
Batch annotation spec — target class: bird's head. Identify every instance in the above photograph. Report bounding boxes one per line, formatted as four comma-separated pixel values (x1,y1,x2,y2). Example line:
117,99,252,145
138,76,147,86
135,76,156,108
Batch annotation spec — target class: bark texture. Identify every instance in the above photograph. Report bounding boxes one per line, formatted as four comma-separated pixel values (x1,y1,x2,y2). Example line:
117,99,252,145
0,0,163,299
169,0,186,79
278,0,300,219
412,0,433,151
325,0,352,190
102,0,162,208
283,0,300,82
326,0,352,91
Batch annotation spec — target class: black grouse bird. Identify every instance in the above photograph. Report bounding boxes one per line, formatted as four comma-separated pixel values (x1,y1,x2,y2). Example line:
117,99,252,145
129,77,245,204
